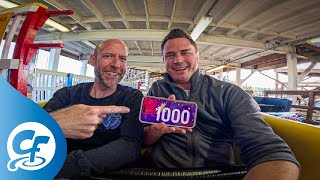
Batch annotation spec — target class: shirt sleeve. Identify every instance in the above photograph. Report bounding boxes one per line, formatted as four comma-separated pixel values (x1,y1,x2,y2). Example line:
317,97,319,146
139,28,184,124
43,88,70,112
224,85,300,170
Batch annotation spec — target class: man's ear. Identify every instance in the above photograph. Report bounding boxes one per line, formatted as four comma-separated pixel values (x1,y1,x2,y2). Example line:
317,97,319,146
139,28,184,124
89,54,95,66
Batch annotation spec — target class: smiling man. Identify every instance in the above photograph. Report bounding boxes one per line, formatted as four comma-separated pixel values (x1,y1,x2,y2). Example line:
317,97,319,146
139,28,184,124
162,36,199,90
143,29,300,180
43,39,143,179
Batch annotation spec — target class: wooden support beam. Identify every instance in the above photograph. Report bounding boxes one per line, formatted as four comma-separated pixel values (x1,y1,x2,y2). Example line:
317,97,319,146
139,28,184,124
168,0,177,29
256,58,287,69
257,63,291,71
301,43,320,53
241,53,285,68
299,52,320,61
297,61,317,83
279,72,320,77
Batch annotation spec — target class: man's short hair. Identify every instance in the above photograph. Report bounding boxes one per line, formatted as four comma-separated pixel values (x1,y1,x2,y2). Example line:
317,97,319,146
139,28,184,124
161,29,198,54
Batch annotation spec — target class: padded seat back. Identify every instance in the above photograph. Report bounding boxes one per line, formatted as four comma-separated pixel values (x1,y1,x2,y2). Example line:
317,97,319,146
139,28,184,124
253,97,292,112
263,114,320,180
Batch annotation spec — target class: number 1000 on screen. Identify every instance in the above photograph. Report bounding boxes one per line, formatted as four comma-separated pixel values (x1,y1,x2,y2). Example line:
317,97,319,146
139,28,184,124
139,96,197,128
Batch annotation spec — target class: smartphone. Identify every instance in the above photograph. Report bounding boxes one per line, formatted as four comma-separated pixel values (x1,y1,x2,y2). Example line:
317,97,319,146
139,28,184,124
139,96,197,128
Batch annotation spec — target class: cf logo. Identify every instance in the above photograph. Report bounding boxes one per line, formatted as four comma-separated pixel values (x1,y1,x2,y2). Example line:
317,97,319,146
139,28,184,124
7,122,56,171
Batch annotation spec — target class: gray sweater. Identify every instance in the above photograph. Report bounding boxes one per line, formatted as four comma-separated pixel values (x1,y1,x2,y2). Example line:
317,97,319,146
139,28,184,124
146,70,299,170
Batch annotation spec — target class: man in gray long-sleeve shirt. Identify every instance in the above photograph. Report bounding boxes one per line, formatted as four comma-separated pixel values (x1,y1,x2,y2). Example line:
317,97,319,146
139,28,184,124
143,29,300,179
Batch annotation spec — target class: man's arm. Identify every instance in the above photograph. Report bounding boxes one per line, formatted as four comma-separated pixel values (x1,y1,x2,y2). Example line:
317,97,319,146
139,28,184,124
224,85,300,178
51,104,130,139
244,160,299,180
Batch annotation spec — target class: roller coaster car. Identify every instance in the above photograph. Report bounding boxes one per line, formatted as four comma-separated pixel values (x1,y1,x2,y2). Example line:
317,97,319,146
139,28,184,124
262,114,320,180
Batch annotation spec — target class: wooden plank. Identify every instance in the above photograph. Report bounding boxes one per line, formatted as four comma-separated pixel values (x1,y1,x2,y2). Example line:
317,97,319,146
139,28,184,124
306,92,315,123
256,58,287,69
292,105,310,109
0,4,43,16
264,90,316,96
290,105,320,110
301,43,320,53
241,53,285,68
0,59,19,69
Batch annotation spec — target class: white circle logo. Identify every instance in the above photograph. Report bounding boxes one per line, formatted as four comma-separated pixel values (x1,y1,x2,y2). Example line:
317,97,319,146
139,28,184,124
7,122,56,171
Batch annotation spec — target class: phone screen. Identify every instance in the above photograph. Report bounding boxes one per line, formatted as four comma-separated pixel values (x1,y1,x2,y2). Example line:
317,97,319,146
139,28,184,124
139,96,197,128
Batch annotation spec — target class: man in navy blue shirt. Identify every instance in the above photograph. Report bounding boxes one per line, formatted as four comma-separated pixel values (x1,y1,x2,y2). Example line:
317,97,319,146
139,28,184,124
44,39,143,179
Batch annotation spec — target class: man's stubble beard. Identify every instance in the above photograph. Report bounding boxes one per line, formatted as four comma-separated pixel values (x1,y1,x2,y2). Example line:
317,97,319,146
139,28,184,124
95,67,126,89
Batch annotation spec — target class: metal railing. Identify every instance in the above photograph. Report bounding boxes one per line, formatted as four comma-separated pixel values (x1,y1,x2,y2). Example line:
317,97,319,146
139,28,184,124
31,69,94,102
31,69,142,102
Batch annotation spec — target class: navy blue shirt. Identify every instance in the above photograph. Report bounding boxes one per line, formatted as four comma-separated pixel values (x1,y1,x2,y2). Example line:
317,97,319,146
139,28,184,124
44,83,143,178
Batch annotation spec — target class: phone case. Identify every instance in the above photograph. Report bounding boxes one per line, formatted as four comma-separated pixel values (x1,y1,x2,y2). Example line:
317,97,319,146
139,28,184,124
139,96,197,128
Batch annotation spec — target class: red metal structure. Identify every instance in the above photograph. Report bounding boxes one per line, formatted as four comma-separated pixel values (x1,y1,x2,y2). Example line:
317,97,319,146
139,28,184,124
8,4,72,96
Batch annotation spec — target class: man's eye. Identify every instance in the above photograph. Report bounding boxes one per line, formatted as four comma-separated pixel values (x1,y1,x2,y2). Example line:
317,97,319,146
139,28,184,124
120,58,127,62
102,54,112,59
166,54,175,59
181,52,190,55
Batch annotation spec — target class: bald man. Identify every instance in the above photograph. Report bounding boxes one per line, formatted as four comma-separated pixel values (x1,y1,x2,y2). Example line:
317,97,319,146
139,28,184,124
44,39,143,178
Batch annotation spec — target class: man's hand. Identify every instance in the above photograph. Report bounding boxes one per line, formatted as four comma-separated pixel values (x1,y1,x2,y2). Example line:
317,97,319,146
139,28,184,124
50,104,130,139
143,94,192,145
144,122,193,145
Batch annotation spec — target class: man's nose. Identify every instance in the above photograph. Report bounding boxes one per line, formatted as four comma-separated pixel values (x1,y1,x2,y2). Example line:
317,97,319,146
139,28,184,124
174,54,183,63
111,56,121,68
